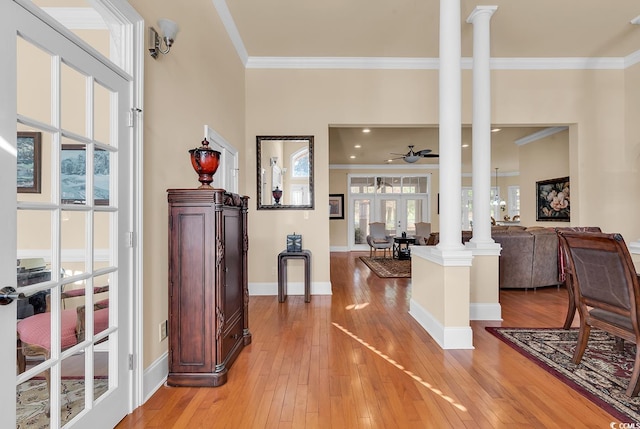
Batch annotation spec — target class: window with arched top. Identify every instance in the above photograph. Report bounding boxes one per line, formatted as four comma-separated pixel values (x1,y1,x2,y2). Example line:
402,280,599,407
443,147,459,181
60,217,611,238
291,148,309,178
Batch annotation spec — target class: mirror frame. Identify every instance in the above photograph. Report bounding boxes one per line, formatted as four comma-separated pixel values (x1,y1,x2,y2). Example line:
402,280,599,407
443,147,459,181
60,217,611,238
256,135,314,210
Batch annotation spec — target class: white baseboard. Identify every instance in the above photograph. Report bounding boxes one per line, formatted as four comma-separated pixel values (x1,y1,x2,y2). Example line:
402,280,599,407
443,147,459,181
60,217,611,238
143,351,168,403
329,246,350,252
249,281,332,296
409,298,474,349
470,303,503,321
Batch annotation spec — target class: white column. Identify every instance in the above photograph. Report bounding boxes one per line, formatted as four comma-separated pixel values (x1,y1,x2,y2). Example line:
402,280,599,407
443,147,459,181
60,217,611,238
464,6,501,322
410,0,474,349
467,6,498,246
437,0,463,252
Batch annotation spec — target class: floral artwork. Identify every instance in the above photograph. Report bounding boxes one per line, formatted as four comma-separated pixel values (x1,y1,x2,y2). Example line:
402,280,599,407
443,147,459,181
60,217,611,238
536,177,570,221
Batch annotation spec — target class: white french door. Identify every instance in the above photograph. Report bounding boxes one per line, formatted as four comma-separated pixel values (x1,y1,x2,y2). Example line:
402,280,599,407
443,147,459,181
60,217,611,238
0,2,132,427
378,195,428,237
350,195,428,249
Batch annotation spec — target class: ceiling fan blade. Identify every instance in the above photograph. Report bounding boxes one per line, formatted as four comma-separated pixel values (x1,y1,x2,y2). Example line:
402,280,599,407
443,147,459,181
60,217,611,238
416,149,432,155
421,153,439,158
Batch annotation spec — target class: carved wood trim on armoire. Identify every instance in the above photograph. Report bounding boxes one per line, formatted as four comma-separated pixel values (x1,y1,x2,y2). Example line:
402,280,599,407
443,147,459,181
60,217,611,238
167,188,251,387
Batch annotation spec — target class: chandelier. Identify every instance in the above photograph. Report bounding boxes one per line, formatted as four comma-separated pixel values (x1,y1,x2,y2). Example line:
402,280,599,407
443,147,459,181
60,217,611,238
491,167,506,209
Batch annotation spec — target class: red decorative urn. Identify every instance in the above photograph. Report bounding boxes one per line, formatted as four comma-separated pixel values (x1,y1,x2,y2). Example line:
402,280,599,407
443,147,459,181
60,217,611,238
189,139,221,189
272,186,283,204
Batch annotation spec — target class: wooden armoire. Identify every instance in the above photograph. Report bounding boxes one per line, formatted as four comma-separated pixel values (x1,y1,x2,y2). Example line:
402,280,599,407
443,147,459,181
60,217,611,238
166,188,251,387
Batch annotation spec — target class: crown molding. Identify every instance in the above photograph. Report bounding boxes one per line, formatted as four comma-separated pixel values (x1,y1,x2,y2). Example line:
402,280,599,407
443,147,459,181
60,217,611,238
626,50,640,68
246,57,441,70
490,57,625,70
212,0,249,66
461,170,519,178
514,126,568,146
245,55,629,70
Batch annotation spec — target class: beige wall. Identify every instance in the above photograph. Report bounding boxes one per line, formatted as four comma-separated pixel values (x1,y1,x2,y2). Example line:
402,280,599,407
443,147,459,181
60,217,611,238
519,129,570,227
250,68,638,259
129,0,246,367
624,63,640,238
246,69,441,285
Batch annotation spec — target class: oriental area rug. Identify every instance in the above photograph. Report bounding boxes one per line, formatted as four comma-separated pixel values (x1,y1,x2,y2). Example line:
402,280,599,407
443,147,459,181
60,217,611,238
487,327,640,423
17,379,108,429
359,256,411,278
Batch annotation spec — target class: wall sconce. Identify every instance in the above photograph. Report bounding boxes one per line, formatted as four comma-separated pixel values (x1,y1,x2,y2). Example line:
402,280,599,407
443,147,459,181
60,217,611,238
149,19,179,59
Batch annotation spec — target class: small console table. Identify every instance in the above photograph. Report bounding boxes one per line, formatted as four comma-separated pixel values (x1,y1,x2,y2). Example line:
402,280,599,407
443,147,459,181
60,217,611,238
278,249,311,303
393,237,416,260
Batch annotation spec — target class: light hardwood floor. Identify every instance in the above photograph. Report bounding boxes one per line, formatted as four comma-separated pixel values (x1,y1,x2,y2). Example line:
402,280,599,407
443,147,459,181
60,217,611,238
117,252,615,428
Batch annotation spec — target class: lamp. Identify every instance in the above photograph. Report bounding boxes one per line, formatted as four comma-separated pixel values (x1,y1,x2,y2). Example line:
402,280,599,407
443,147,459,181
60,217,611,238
149,19,179,59
492,168,506,210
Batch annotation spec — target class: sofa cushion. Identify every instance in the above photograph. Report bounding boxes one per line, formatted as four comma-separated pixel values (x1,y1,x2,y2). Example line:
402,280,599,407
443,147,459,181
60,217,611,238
529,228,561,288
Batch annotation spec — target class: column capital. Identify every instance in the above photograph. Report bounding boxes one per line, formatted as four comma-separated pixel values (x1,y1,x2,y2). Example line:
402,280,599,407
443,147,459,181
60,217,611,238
466,6,498,24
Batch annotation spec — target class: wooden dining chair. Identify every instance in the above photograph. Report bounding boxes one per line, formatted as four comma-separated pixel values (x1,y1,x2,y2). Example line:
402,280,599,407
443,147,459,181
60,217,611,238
558,230,640,396
555,226,602,329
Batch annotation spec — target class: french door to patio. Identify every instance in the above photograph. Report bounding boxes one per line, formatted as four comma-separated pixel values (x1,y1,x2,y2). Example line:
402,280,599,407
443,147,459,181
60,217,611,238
351,195,428,249
379,195,428,237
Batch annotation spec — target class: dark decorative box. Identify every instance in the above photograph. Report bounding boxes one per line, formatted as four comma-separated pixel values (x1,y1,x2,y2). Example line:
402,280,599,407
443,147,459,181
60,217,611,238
287,233,302,252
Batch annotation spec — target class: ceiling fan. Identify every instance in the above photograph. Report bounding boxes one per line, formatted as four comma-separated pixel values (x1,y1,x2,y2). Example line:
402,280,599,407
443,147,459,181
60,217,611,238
390,145,440,163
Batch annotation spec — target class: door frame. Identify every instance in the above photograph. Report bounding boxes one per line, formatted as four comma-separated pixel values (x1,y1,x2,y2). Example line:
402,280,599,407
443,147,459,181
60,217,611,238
205,125,239,193
347,174,431,251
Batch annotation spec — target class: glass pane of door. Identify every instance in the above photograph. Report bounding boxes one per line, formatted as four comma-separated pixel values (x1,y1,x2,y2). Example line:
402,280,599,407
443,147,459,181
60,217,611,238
379,198,397,236
352,198,371,245
404,198,425,236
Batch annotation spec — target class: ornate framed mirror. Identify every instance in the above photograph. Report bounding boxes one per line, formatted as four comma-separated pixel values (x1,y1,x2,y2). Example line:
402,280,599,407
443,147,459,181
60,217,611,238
256,135,314,210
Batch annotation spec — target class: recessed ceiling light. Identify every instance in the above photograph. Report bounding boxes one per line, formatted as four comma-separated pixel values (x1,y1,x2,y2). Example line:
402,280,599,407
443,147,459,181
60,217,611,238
491,128,501,133
362,128,370,133
462,143,469,148
350,155,356,159
354,144,361,148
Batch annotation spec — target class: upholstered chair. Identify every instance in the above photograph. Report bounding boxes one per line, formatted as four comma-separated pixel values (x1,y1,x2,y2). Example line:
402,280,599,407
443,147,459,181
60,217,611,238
366,222,393,258
413,222,432,245
558,230,640,396
16,287,109,415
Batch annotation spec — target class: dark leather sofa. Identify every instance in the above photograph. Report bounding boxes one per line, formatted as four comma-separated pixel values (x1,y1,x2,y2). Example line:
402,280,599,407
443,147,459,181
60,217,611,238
426,226,569,289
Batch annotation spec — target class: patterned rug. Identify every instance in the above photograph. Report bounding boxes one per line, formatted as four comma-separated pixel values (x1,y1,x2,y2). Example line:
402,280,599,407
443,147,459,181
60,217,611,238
487,327,640,423
17,379,108,428
359,256,411,278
